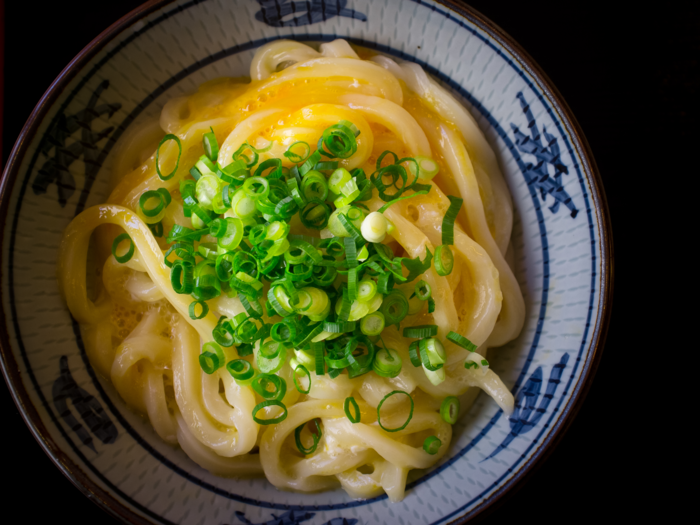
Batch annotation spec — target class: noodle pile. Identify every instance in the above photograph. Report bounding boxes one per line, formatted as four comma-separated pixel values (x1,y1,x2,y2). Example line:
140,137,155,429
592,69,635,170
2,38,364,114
57,39,524,501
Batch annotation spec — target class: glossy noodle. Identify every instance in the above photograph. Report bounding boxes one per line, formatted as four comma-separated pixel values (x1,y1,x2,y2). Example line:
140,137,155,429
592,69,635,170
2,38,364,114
57,39,524,502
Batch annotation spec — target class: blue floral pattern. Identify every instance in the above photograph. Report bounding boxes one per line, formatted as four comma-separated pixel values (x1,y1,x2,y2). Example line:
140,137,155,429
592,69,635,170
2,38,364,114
511,92,578,218
31,80,121,213
485,353,569,460
232,510,358,525
52,356,118,451
254,0,367,27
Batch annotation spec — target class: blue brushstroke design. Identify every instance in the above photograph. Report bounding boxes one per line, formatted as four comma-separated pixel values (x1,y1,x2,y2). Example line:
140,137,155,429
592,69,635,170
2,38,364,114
484,353,569,460
31,80,121,208
232,510,358,525
511,92,578,218
255,0,367,27
52,356,118,452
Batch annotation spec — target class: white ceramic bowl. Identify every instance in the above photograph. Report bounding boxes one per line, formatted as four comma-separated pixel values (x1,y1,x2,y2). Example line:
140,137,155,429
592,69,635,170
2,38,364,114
0,1,612,523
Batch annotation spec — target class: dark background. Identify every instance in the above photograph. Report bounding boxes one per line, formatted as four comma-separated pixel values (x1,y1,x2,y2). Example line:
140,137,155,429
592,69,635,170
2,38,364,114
1,0,692,523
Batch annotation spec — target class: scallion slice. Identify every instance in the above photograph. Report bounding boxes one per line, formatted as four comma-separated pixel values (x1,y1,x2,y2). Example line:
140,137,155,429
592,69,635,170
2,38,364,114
111,233,135,263
284,141,311,163
293,364,311,394
402,325,438,338
252,400,287,425
372,346,402,378
344,397,361,423
440,396,460,425
442,195,463,245
447,331,478,352
251,373,286,401
199,342,225,374
414,280,431,301
408,341,421,367
380,290,409,325
434,245,454,276
294,419,322,455
188,300,209,320
376,390,414,433
226,359,255,381
155,134,182,180
423,435,442,455
360,311,385,336
203,127,219,162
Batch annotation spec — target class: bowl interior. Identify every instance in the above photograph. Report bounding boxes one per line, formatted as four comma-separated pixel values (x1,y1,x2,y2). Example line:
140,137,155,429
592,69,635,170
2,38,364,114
0,1,607,524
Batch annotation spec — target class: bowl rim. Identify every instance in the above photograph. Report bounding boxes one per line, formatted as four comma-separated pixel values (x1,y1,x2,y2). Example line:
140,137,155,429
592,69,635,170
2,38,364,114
0,1,614,524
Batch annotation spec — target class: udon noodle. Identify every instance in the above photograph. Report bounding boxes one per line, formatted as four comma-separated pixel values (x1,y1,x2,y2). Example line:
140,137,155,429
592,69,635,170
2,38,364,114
57,39,524,502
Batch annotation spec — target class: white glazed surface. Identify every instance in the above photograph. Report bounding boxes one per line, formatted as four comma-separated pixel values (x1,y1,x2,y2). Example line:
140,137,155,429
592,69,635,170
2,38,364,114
0,1,605,524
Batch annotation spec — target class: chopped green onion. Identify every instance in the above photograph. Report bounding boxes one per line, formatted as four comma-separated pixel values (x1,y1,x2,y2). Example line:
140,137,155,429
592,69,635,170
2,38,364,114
423,435,442,455
360,311,385,336
251,373,286,401
301,170,329,201
442,196,463,245
434,245,454,276
188,300,209,320
414,280,431,301
257,342,287,374
357,279,377,303
242,176,270,200
361,211,388,243
294,419,322,455
300,199,331,229
111,233,135,263
313,342,325,375
284,141,311,163
170,259,194,294
408,341,421,367
203,127,219,162
138,190,166,221
376,390,414,433
372,346,402,378
293,364,311,394
380,290,409,325
226,359,255,381
464,353,490,374
419,337,446,369
199,342,225,374
344,397,361,423
252,400,287,425
440,396,460,424
428,297,436,313
408,156,440,180
155,134,182,180
320,124,358,159
402,325,438,338
447,331,478,352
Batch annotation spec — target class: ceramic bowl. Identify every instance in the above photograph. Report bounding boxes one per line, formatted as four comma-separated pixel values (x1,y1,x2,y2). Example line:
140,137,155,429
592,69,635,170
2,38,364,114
0,1,612,523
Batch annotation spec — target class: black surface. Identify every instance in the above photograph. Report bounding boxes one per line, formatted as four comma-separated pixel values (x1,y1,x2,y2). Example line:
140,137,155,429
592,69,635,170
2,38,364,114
1,0,690,523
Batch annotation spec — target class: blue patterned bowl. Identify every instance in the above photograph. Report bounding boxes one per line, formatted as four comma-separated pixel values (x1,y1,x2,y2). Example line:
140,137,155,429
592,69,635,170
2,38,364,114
0,1,612,523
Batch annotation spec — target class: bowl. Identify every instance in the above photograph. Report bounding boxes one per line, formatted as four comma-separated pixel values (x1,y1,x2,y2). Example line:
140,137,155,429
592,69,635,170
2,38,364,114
0,1,612,523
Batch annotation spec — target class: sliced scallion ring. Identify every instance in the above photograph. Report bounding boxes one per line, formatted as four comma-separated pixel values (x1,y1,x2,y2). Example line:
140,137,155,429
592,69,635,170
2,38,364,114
423,435,442,455
188,300,209,320
226,359,255,381
434,245,454,276
344,397,361,424
252,400,287,425
111,233,135,263
293,364,311,394
294,419,322,455
440,396,460,425
155,134,182,180
376,390,414,433
199,342,225,374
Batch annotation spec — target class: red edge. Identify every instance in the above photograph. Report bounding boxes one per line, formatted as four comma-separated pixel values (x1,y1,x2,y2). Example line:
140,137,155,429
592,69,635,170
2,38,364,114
0,1,614,524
